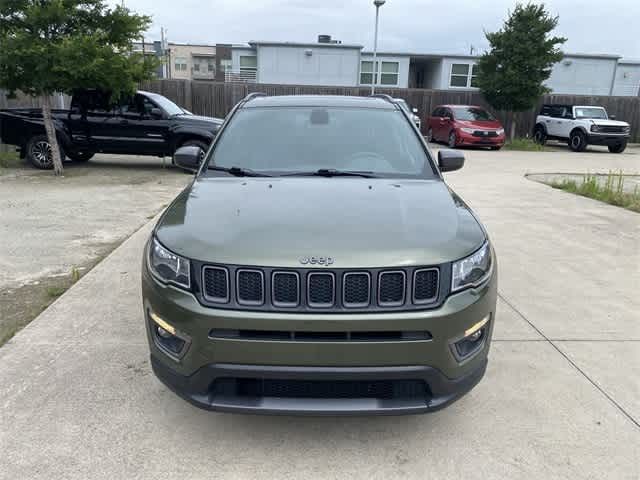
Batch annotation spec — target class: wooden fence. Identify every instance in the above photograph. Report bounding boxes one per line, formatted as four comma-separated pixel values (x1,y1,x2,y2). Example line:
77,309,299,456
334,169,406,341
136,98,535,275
141,79,640,143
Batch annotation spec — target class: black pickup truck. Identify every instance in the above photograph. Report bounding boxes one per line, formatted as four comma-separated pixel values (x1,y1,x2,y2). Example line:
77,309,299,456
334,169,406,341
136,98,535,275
0,90,223,169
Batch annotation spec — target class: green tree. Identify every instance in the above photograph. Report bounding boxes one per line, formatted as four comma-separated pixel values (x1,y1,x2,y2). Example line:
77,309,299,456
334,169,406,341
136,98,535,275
475,3,566,139
0,0,157,175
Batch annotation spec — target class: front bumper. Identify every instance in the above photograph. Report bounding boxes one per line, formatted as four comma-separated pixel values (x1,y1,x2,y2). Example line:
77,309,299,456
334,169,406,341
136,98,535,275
457,130,505,147
151,356,487,415
587,133,629,146
143,254,497,415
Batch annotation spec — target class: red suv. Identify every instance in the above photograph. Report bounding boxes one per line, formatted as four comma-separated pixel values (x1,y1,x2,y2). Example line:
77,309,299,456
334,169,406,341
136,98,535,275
426,105,505,150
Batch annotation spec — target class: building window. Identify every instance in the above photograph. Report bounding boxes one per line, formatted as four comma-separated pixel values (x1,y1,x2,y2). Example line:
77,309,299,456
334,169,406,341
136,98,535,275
240,55,257,73
175,57,187,72
470,64,479,87
220,59,232,72
380,62,399,85
360,61,375,84
193,63,200,72
360,61,399,86
450,63,478,88
208,61,215,72
450,64,470,87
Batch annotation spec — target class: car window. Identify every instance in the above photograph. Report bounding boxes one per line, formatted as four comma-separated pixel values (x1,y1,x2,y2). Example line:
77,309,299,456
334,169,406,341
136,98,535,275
121,94,157,117
208,107,435,178
431,108,441,117
451,107,495,121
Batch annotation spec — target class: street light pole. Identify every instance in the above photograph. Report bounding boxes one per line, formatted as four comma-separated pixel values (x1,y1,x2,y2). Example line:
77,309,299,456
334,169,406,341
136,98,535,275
371,0,385,95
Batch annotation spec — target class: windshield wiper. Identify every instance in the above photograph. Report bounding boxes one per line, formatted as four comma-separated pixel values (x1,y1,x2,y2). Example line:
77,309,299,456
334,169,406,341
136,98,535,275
209,166,272,177
281,169,378,178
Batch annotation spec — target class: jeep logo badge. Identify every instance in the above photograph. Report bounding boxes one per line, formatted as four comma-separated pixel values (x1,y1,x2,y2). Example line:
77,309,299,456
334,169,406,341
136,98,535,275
300,256,334,266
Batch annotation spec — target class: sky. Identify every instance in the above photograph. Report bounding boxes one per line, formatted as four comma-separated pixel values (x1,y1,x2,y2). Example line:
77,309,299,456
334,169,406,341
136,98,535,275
112,0,640,59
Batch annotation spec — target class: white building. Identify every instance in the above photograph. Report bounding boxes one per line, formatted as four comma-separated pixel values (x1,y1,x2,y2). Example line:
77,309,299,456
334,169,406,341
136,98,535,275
156,35,639,96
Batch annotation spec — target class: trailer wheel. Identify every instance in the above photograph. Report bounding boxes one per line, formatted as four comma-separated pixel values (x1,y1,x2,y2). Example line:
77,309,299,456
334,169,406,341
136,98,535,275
26,135,64,170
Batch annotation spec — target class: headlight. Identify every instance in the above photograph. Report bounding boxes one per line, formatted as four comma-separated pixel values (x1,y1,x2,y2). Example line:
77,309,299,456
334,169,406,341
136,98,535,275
496,128,505,135
149,237,191,289
451,242,493,292
460,127,475,134
623,126,630,133
590,125,600,132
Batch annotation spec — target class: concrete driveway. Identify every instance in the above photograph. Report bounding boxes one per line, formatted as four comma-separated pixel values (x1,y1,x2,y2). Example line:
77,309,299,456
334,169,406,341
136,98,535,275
1,148,639,479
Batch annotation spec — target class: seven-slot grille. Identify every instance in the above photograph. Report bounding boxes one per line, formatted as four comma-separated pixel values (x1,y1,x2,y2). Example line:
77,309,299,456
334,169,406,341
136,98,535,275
201,266,440,311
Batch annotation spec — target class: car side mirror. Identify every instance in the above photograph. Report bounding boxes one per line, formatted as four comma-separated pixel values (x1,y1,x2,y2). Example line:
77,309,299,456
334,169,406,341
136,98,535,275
438,149,465,173
412,107,418,114
173,146,202,172
150,107,164,119
609,114,616,120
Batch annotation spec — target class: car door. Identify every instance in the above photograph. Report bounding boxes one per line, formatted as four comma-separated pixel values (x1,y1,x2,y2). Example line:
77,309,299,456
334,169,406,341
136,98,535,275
68,91,120,153
440,108,454,140
556,107,574,138
112,94,171,155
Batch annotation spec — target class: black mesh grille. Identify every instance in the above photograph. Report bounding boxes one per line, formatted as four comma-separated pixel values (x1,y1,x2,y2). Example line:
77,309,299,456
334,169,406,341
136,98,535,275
272,272,299,306
343,273,370,306
379,271,405,305
202,267,229,302
213,378,429,400
413,269,439,303
308,273,334,307
598,126,625,133
237,270,264,304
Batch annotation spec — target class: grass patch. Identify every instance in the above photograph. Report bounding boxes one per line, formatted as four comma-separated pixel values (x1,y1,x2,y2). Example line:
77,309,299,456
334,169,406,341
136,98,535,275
0,151,21,169
504,138,547,151
551,172,640,213
46,285,68,298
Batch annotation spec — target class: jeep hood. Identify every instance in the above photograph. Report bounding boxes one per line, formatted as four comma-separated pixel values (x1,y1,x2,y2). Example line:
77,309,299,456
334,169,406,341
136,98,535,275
155,177,486,268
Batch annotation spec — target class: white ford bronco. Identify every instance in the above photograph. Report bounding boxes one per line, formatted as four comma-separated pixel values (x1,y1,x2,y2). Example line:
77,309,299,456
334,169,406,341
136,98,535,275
533,104,631,153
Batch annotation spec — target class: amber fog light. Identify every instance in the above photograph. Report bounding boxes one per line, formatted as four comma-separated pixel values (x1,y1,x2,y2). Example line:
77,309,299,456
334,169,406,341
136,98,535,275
453,315,490,361
148,311,191,360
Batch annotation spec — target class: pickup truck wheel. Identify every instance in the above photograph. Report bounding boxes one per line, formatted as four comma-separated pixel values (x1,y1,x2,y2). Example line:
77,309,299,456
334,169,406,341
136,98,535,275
66,151,94,162
26,135,64,170
569,130,587,152
533,126,547,145
608,142,627,154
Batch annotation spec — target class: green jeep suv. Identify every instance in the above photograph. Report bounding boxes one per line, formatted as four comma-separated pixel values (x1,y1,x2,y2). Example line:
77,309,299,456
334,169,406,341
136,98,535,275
142,94,497,415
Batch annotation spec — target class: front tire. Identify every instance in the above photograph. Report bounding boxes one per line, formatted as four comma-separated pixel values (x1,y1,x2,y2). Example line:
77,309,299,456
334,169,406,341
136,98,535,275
25,135,64,170
608,142,627,154
448,131,457,149
569,130,587,152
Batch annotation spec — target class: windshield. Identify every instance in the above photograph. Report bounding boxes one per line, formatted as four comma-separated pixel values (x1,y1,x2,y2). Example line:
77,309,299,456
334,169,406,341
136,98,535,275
451,107,495,121
574,107,608,120
149,94,186,116
207,107,434,178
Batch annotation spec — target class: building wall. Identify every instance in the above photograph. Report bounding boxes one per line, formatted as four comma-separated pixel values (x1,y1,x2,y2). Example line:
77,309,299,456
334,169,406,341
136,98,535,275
359,54,410,88
612,63,640,96
257,45,361,86
168,44,216,80
546,56,618,95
